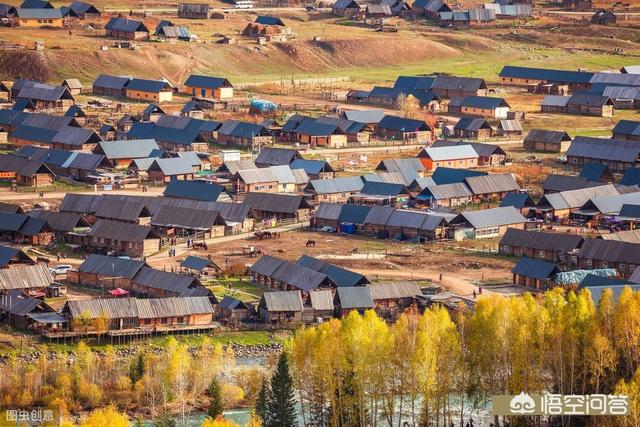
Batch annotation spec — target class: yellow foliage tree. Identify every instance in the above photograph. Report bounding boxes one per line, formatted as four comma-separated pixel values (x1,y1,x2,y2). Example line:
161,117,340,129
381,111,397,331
201,416,239,427
80,405,129,427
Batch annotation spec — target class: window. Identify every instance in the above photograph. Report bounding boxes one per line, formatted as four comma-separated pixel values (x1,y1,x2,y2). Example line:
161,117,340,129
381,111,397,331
619,263,625,271
602,261,608,268
539,250,545,258
128,242,133,248
160,317,168,324
177,316,185,324
571,256,577,263
586,258,592,266
520,247,526,256
559,253,565,262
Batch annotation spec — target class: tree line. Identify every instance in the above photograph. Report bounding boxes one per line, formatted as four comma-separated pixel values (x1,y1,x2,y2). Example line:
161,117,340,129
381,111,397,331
285,287,640,427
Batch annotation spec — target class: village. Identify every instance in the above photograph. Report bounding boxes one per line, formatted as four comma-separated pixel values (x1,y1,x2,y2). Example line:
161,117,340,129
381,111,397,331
1,0,640,423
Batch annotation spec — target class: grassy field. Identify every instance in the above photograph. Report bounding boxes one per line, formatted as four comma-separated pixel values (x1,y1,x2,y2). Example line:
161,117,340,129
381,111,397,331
208,278,265,303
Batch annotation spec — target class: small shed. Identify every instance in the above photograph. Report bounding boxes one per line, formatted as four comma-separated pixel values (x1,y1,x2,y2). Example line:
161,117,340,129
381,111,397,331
61,79,83,95
217,296,252,324
512,257,560,290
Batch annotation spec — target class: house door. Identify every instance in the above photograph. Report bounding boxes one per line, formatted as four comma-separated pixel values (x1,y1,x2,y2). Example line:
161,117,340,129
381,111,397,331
201,88,206,97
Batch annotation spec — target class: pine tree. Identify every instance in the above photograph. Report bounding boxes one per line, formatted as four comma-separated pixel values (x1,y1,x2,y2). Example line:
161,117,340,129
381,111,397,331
255,381,269,425
129,352,145,386
266,353,296,427
206,377,224,420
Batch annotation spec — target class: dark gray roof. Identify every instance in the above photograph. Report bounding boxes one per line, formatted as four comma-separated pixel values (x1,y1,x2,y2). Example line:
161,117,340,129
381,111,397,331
243,192,308,214
335,287,373,309
65,296,212,319
89,219,156,242
315,202,342,221
525,129,572,144
250,255,286,277
28,210,87,232
271,260,332,291
59,193,102,213
578,238,640,264
219,295,250,310
307,176,364,194
181,255,218,271
151,206,223,230
512,257,559,280
542,174,596,193
500,228,583,252
105,17,148,33
133,266,208,297
96,139,160,160
78,254,146,278
567,136,640,163
298,255,368,287
0,264,52,291
254,147,301,166
363,206,395,226
93,74,131,90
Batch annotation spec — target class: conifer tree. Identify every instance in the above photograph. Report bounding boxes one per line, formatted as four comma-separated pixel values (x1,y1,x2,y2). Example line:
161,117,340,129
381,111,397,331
207,378,224,420
255,381,269,425
266,353,296,427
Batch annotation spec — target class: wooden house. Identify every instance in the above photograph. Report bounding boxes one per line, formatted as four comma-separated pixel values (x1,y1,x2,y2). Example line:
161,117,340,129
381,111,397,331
576,238,640,278
16,82,75,110
369,282,420,315
216,120,272,148
512,257,560,290
447,96,510,119
448,206,526,239
334,287,374,317
566,137,640,172
0,154,55,187
499,228,583,263
88,219,161,257
67,1,100,19
376,115,432,143
332,0,360,16
15,7,63,26
259,291,304,324
63,296,214,332
92,75,131,98
125,79,173,103
105,17,149,40
243,192,311,221
0,291,61,330
0,264,53,295
452,117,493,139
183,75,233,99
566,93,614,117
75,254,146,290
61,79,83,96
417,145,479,171
217,296,251,324
524,129,572,152
178,2,210,18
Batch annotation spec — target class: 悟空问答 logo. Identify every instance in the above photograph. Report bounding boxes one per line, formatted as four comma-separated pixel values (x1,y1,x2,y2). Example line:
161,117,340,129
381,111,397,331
509,392,536,414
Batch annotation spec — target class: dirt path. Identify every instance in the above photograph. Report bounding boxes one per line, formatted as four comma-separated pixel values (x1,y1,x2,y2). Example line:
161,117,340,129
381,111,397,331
356,268,485,297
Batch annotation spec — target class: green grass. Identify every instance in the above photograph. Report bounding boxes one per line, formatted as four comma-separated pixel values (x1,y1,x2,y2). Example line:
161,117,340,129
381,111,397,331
208,278,265,302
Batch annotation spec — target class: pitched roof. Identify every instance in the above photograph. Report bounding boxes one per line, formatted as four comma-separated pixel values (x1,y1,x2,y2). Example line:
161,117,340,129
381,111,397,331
28,210,87,232
499,192,535,209
307,176,364,194
290,159,333,175
449,95,509,109
151,206,223,230
567,136,640,163
378,115,430,132
568,92,613,107
133,266,206,297
342,109,386,124
368,282,421,300
163,180,226,202
96,139,160,160
0,264,52,291
431,167,487,185
0,246,22,268
250,255,286,277
452,206,526,228
105,17,148,33
254,147,301,166
298,255,368,288
498,66,594,84
308,290,334,310
454,117,492,131
419,145,478,161
93,74,131,90
539,184,620,210
578,238,640,264
89,219,156,242
15,7,61,18
512,257,560,280
218,120,268,139
419,182,472,200
181,255,218,271
243,192,308,214
363,205,395,226
542,174,595,193
335,287,373,309
315,202,342,221
127,78,170,93
360,181,407,196
78,254,145,278
464,173,519,195
525,129,572,143
541,95,570,107
500,228,583,252
338,204,371,224
65,296,212,319
17,82,72,102
621,168,640,186
261,291,303,312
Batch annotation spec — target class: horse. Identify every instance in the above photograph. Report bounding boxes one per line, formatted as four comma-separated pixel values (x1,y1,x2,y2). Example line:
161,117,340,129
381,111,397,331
306,239,316,247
